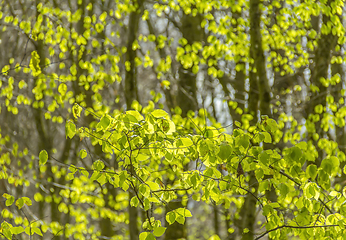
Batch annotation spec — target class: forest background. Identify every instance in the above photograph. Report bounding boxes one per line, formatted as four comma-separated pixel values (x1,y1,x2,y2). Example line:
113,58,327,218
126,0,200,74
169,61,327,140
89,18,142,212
1,0,346,239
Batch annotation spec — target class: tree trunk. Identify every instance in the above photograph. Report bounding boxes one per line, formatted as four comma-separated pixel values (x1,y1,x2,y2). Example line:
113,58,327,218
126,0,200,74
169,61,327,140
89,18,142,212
238,0,270,239
230,11,246,123
129,190,139,240
176,12,202,116
307,1,338,165
124,0,143,108
213,204,220,236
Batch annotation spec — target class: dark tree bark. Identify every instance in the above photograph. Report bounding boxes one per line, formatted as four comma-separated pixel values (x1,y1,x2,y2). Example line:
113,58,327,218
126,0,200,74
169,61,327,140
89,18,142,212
237,0,271,239
124,0,143,109
307,0,338,165
176,12,203,117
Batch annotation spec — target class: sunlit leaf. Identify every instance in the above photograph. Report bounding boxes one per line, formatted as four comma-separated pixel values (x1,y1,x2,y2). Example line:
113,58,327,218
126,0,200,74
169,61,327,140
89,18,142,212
39,150,48,165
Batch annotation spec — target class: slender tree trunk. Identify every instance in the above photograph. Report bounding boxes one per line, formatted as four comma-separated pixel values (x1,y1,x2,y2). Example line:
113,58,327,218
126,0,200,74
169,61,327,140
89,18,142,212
238,0,270,239
213,204,220,236
307,0,338,165
33,2,60,235
237,36,259,240
176,12,202,116
331,5,346,184
231,11,246,123
129,190,139,240
124,0,143,108
331,61,346,154
165,10,202,240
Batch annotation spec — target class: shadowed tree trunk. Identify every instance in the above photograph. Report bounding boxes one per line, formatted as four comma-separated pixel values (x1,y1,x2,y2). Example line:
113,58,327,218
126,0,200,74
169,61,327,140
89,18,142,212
176,12,202,117
165,9,202,240
213,204,220,236
331,5,346,184
230,10,246,123
124,1,144,238
331,59,346,155
32,2,61,237
307,0,338,165
129,189,139,240
124,0,143,109
237,0,270,238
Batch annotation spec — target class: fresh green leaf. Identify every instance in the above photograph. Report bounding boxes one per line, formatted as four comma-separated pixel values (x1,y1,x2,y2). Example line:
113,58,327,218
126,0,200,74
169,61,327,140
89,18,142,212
153,226,166,237
11,226,24,234
39,150,48,165
151,109,168,118
166,211,176,225
79,149,87,159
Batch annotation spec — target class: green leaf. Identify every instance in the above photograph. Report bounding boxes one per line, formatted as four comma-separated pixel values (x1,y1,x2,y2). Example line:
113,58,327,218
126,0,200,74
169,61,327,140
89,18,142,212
25,227,34,235
80,168,89,177
166,119,176,135
96,174,107,186
98,114,111,130
11,226,24,234
79,149,87,159
218,143,232,160
72,104,82,118
139,232,149,240
137,154,149,161
296,141,307,150
153,226,166,237
262,132,272,143
259,151,269,166
176,208,192,217
267,119,278,132
2,193,15,206
306,164,317,180
288,147,302,164
66,121,76,139
304,182,320,200
21,197,32,207
90,171,101,181
279,183,289,196
93,160,105,171
130,196,139,207
176,215,185,224
126,110,144,121
32,227,43,236
139,184,150,198
208,235,221,240
39,150,48,165
151,109,168,118
179,137,193,147
139,232,156,240
321,156,339,175
15,198,24,209
2,227,12,240
236,135,249,152
166,211,176,225
255,169,264,181
174,208,192,223
147,181,160,191
69,165,77,173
